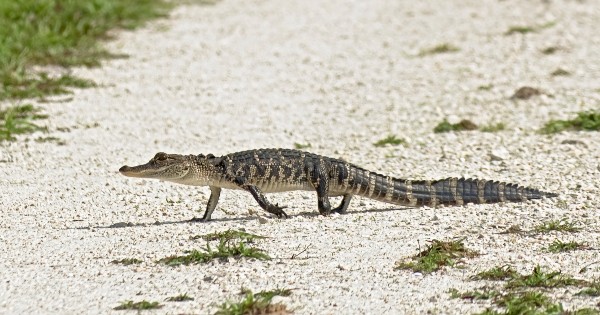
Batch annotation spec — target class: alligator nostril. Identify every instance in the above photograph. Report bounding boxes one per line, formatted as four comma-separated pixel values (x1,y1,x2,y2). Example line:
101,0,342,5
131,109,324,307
119,165,130,173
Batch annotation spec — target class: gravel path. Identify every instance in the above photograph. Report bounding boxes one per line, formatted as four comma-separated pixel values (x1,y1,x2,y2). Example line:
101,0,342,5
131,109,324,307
2,0,600,313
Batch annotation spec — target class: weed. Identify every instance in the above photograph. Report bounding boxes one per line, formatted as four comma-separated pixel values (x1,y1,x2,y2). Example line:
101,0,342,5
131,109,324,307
505,22,556,35
294,142,311,149
34,136,66,145
394,238,479,273
190,229,266,242
0,104,47,141
541,46,561,54
576,281,600,297
111,258,143,265
114,300,162,310
470,265,519,281
506,265,586,289
433,119,478,133
158,234,269,266
215,288,292,315
551,68,571,76
534,219,581,233
448,288,500,300
500,225,524,234
166,293,194,302
547,240,587,253
478,84,494,91
540,111,600,134
480,123,506,132
418,43,460,56
373,135,406,147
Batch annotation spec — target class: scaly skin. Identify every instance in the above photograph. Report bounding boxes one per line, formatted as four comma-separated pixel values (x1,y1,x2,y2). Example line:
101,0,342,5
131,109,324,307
119,148,557,221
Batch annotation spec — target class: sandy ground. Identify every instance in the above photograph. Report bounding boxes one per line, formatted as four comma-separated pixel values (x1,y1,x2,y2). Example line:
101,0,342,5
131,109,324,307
1,0,600,314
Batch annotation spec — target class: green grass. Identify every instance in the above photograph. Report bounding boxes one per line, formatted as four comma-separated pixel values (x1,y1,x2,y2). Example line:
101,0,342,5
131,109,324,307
448,288,500,301
159,232,270,266
577,281,600,297
433,119,478,133
394,238,479,273
114,300,162,310
0,0,173,101
418,43,460,56
215,288,292,315
534,219,581,233
546,240,587,253
470,266,519,281
480,123,506,133
294,142,311,149
0,104,47,141
166,293,194,302
505,265,586,289
373,135,406,147
505,22,556,35
540,111,600,134
111,258,143,265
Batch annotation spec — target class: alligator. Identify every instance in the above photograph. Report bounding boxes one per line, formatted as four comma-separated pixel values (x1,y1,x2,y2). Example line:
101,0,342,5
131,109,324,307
119,148,557,221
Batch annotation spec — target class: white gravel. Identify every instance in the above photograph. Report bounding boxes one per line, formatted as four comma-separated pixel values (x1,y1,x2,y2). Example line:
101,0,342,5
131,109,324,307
2,0,600,314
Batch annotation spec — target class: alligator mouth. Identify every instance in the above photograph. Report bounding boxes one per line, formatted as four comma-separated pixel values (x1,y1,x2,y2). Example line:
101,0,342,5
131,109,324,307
119,165,150,178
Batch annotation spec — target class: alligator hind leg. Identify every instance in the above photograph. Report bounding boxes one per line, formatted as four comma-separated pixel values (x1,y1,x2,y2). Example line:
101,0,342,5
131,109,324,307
332,194,352,214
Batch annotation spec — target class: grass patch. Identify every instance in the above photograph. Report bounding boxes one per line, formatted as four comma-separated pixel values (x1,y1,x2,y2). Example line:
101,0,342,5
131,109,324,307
577,281,600,297
534,219,581,233
448,288,500,301
505,21,556,35
0,104,47,141
215,288,292,315
471,266,519,281
480,122,506,132
0,0,174,101
111,258,143,265
540,111,600,134
159,231,269,266
394,238,479,273
478,84,494,91
294,142,311,149
418,43,459,56
114,300,162,310
433,119,478,133
546,240,587,253
166,293,194,302
506,265,586,289
373,135,406,147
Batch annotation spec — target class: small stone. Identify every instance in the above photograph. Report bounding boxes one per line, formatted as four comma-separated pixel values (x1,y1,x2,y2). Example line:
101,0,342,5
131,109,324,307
510,86,541,100
490,147,510,161
258,217,268,224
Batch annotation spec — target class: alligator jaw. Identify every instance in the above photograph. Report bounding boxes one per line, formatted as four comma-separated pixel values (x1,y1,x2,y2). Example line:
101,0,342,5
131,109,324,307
119,164,153,178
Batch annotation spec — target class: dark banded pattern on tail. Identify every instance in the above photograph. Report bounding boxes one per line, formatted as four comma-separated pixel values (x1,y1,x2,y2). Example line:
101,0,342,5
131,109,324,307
342,168,557,207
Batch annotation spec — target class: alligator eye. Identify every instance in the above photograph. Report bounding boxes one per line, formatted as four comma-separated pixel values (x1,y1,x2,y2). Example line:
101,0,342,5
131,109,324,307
154,152,168,161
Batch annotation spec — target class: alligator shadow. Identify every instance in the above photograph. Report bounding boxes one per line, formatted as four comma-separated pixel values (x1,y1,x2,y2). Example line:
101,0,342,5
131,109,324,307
72,206,414,230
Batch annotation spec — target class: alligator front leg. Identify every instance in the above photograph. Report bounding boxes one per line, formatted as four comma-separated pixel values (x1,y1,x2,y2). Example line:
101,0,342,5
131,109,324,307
234,177,288,218
332,194,352,214
190,186,221,222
